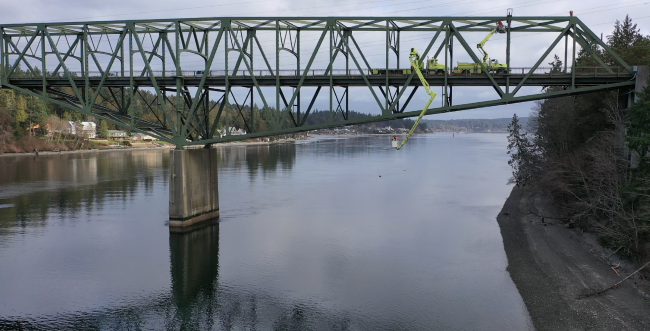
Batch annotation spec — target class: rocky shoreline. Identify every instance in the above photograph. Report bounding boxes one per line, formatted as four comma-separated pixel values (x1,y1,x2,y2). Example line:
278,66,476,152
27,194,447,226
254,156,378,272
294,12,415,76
498,186,650,330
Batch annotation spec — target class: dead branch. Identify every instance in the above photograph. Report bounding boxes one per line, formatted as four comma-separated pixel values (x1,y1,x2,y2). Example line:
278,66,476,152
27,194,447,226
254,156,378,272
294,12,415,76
579,260,650,299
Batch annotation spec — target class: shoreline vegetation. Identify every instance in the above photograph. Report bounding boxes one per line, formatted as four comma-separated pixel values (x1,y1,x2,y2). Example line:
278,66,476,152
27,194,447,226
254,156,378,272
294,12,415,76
0,119,514,157
502,16,650,329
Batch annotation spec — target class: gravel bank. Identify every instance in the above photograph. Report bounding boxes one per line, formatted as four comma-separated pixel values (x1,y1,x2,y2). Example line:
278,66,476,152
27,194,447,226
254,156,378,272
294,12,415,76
497,186,650,330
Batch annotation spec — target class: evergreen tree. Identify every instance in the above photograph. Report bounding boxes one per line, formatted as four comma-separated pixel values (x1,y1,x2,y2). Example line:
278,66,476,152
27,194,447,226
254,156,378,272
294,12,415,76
608,15,642,51
507,113,540,186
606,15,650,66
98,120,110,139
549,54,563,73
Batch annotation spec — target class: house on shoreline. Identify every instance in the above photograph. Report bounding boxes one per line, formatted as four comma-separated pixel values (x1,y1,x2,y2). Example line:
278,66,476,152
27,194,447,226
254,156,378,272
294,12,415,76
67,121,97,139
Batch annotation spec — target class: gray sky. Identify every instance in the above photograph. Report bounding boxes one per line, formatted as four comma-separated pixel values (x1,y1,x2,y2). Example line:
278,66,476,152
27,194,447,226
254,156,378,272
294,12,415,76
1,0,648,119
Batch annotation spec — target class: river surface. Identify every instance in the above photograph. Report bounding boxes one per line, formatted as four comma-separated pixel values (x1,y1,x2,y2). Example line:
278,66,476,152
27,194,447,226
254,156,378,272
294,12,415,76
0,133,533,330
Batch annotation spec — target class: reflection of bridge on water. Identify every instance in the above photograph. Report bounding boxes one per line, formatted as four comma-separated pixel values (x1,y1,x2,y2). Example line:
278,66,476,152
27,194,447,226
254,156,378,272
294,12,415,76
0,222,365,330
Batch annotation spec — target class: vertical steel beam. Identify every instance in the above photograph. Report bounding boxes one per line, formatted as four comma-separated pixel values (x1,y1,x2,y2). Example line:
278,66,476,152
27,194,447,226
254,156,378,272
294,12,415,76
225,21,231,135
571,25,576,89
1,28,5,83
275,20,280,129
175,21,183,141
329,23,333,120
296,29,300,123
161,32,165,77
83,25,90,109
41,29,46,94
384,20,389,115
444,26,449,107
250,30,255,132
121,30,126,118
129,26,135,124
506,16,511,94
563,34,569,74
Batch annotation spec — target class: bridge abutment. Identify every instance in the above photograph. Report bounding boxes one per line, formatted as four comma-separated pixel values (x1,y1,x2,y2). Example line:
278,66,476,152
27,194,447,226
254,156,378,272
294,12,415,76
169,148,219,229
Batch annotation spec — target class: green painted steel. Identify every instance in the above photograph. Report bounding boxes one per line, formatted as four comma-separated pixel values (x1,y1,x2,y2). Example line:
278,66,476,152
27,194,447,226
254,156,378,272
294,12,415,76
0,16,636,148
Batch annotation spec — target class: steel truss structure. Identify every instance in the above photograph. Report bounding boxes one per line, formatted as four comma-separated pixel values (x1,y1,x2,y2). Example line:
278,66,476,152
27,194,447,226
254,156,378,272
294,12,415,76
0,16,637,147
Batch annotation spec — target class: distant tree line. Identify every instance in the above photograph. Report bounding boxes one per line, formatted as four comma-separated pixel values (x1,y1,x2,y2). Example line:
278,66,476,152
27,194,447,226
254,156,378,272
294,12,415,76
424,117,523,132
507,15,650,262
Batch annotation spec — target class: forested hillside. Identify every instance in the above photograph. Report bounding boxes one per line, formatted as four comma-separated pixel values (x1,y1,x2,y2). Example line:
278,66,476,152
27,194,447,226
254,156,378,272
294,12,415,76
506,16,650,263
0,80,429,152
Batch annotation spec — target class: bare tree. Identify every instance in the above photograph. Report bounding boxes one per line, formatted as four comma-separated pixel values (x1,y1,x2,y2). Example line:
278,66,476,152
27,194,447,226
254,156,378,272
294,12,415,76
547,101,650,257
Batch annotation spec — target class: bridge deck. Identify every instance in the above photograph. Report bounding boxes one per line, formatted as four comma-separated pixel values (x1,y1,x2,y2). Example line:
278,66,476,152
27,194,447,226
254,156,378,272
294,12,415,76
6,70,634,88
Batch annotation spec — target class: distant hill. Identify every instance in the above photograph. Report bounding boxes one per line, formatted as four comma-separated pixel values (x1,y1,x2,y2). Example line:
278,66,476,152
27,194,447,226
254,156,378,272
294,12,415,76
423,117,529,132
302,110,528,132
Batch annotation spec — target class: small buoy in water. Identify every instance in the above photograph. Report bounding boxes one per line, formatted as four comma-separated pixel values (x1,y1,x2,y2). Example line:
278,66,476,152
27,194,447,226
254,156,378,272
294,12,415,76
379,175,382,177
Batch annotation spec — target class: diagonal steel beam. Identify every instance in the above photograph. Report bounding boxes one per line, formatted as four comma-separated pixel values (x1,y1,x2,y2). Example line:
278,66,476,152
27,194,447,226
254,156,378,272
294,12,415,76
180,28,224,136
131,24,176,135
45,29,85,104
87,29,127,112
512,24,571,95
283,26,328,126
345,30,385,112
387,22,446,114
450,22,504,98
7,30,39,75
576,18,631,72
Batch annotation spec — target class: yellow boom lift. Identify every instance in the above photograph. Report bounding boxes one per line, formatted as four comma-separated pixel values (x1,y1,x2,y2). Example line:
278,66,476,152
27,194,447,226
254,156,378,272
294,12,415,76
453,21,508,74
477,21,506,64
395,48,436,150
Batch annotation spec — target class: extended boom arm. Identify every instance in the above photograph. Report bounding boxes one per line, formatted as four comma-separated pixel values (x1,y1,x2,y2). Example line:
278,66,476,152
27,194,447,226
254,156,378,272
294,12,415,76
395,48,437,150
477,22,506,63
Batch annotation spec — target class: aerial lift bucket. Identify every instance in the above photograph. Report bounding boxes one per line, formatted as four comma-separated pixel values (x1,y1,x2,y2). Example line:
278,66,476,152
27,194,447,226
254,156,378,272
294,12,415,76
496,22,507,34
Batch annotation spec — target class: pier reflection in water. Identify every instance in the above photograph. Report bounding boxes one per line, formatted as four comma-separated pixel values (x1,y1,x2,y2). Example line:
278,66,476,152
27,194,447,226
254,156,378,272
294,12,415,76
169,223,220,330
0,135,533,330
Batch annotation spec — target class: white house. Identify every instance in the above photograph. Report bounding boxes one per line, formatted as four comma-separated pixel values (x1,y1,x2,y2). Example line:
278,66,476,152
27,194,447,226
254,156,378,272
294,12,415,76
67,121,97,139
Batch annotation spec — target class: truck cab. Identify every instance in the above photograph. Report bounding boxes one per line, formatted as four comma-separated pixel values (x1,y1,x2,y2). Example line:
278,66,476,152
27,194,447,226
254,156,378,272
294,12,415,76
489,59,508,73
427,58,446,74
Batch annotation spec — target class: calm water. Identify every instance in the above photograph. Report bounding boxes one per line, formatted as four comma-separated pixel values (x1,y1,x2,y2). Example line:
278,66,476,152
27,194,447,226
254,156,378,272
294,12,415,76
0,134,533,330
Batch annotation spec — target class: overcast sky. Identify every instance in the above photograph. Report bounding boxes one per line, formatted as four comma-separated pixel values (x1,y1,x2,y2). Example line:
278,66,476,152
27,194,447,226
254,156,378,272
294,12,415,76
1,0,648,119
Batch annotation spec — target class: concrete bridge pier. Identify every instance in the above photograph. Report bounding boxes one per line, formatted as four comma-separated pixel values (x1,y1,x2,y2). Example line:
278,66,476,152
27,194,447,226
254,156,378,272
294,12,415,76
169,148,219,229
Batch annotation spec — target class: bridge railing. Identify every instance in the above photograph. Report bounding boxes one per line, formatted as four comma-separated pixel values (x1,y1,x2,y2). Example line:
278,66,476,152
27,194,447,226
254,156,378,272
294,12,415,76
2,67,633,79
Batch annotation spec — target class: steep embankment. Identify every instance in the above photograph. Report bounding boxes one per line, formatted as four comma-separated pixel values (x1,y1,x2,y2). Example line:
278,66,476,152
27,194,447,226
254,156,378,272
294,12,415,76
498,186,650,330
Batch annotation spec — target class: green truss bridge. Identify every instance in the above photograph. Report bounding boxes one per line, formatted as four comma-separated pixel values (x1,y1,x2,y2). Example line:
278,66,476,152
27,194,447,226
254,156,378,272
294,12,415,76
1,15,647,228
1,15,645,147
